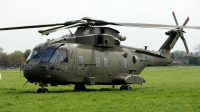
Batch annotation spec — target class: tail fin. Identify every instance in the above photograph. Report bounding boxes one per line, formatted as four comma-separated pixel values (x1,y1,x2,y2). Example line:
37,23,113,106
159,30,180,58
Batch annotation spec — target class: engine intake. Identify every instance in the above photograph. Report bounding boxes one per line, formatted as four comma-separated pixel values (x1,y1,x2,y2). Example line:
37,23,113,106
119,34,126,41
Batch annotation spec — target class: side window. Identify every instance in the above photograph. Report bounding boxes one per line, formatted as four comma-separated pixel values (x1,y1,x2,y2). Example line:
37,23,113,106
104,58,109,68
78,56,84,66
95,57,101,67
58,50,68,63
62,50,68,62
123,59,128,68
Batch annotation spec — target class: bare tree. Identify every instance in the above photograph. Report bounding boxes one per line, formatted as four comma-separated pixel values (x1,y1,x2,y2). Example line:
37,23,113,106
194,43,200,52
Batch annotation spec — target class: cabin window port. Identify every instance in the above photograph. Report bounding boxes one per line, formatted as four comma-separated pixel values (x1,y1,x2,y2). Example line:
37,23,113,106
78,56,84,66
95,57,101,67
123,59,128,68
104,58,109,67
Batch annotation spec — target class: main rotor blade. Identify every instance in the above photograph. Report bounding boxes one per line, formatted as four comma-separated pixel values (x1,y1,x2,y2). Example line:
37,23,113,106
182,17,189,26
0,23,64,31
111,22,200,30
64,20,79,26
172,11,179,26
38,22,85,35
180,35,189,54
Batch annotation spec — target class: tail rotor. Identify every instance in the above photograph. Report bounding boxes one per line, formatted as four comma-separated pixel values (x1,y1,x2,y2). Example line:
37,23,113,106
172,11,190,54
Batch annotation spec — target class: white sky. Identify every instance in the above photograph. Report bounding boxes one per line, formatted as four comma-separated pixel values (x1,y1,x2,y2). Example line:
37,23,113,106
0,0,200,54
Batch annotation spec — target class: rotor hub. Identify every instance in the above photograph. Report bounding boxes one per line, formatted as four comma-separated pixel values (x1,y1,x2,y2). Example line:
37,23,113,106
81,17,93,21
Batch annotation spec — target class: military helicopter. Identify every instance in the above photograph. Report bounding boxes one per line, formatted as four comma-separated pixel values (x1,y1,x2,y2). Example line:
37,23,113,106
0,12,199,93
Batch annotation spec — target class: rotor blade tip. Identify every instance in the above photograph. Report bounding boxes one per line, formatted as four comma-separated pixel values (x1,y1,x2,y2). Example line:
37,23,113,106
172,11,174,14
38,30,43,33
187,51,189,54
188,16,190,20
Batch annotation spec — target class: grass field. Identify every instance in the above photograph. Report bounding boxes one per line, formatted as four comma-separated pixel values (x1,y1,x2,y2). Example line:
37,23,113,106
0,66,200,112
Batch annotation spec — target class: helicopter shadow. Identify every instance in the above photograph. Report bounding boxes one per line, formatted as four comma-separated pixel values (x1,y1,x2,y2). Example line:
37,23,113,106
19,87,144,94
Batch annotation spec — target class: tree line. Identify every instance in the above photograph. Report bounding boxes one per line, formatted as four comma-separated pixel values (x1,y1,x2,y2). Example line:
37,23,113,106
170,50,200,65
0,47,31,69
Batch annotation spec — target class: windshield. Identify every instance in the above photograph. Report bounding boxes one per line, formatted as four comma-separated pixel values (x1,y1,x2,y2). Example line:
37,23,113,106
26,49,55,61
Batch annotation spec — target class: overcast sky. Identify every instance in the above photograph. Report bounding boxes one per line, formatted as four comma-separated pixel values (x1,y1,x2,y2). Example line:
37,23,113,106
0,0,199,54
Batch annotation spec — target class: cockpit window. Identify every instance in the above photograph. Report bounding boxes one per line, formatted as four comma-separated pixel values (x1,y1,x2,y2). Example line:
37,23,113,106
27,49,68,63
58,50,68,63
49,50,68,63
26,49,55,61
43,50,55,61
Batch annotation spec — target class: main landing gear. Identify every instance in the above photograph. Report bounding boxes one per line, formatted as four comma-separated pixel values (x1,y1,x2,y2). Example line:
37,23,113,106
74,84,86,91
120,84,132,91
37,82,49,93
36,83,131,92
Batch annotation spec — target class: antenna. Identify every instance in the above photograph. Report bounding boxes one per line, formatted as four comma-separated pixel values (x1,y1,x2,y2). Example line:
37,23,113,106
144,46,148,50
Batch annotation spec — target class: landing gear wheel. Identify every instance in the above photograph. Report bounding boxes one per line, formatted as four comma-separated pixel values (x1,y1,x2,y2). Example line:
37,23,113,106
43,88,49,93
74,85,80,91
120,85,126,90
37,88,49,93
120,85,132,91
126,85,132,91
74,84,86,91
37,88,43,93
80,84,86,91
37,82,49,93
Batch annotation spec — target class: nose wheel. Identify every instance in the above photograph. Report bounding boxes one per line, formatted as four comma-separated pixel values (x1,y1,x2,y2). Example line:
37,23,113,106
37,88,49,93
37,82,49,93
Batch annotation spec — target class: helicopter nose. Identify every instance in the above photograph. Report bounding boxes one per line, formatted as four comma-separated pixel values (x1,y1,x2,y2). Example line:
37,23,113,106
23,60,69,83
23,59,47,82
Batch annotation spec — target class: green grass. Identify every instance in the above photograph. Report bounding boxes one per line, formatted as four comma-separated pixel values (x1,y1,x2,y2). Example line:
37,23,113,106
0,66,200,112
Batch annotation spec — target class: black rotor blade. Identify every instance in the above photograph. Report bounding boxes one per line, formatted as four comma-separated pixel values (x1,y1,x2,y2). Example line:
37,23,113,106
92,20,108,26
91,20,119,26
172,11,179,26
180,35,189,54
63,20,79,26
0,23,64,31
38,22,86,35
182,17,189,26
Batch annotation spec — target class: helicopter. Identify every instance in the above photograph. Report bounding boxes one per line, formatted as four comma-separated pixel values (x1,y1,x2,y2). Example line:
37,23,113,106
0,12,200,93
